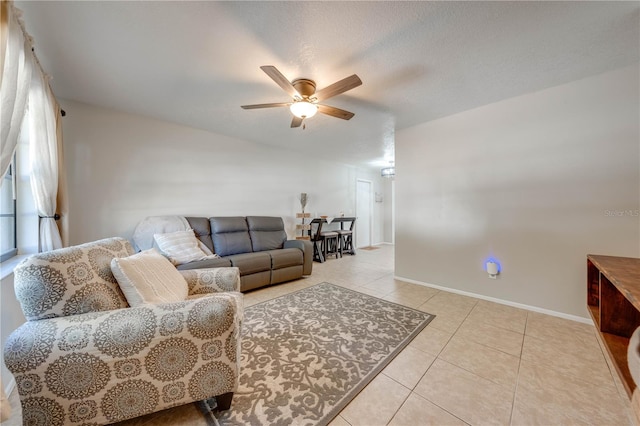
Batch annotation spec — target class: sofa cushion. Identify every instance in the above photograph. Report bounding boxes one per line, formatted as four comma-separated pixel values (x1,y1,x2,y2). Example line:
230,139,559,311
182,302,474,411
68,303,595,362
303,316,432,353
226,252,271,275
186,217,214,253
267,248,303,269
111,249,188,306
271,266,304,285
176,256,233,270
210,217,252,256
240,271,271,292
247,216,287,252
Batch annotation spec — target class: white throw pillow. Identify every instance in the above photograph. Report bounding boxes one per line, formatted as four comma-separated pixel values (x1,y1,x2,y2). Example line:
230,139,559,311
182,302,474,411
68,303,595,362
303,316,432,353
111,248,189,306
154,229,215,265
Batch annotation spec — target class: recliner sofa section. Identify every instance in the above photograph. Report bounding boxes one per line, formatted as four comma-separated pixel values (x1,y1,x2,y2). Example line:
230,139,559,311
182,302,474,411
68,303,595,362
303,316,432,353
134,216,312,292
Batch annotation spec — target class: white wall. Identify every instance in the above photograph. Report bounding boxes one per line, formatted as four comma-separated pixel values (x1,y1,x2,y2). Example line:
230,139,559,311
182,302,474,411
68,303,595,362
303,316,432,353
60,100,387,245
395,65,640,319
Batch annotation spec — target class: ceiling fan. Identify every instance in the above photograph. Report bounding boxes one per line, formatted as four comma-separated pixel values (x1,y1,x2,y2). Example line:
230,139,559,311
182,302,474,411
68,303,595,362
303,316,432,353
241,65,362,128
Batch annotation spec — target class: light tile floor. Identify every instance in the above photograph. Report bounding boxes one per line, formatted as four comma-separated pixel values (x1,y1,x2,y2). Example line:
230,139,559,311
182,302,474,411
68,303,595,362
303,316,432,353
5,245,632,425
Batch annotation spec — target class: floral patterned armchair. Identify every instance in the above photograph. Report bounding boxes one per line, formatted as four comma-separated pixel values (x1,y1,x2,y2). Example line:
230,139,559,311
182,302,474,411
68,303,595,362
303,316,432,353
3,237,243,425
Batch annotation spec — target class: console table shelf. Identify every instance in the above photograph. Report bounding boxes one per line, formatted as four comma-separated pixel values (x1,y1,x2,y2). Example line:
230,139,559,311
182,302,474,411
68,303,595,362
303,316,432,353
296,212,311,241
587,254,640,398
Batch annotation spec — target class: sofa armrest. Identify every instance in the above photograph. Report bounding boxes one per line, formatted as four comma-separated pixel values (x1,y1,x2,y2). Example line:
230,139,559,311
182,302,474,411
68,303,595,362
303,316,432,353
283,239,313,275
3,295,242,425
180,267,241,295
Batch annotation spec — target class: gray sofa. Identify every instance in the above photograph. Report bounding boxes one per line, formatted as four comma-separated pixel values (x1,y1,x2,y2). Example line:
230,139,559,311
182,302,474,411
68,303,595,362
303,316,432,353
133,216,312,292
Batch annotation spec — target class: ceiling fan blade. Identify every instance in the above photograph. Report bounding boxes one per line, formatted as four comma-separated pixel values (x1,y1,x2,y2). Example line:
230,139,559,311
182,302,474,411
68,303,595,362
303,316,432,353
313,74,362,102
261,65,300,98
291,116,304,128
241,102,290,109
317,104,355,120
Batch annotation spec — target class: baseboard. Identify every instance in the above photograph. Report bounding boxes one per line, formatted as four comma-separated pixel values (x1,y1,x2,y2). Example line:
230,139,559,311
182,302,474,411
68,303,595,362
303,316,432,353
394,275,593,325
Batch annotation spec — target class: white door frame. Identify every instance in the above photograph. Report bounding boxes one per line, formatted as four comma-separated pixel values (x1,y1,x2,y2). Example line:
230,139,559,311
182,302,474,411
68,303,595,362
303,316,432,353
391,179,395,245
356,179,373,248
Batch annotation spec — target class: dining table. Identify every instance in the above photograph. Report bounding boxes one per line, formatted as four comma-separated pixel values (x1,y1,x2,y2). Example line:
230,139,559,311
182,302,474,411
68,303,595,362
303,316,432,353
309,216,356,228
308,217,356,262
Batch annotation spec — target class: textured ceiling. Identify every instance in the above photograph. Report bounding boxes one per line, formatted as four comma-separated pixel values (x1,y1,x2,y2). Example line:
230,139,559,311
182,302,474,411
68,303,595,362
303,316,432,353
16,1,640,169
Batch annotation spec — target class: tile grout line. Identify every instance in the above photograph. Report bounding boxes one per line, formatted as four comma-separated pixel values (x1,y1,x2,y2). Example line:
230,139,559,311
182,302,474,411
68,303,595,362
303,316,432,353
412,301,519,426
382,363,470,426
508,310,530,426
381,304,463,425
380,373,414,425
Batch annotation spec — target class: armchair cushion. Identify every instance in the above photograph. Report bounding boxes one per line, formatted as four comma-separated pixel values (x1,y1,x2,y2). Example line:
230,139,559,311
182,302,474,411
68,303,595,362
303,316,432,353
111,249,188,306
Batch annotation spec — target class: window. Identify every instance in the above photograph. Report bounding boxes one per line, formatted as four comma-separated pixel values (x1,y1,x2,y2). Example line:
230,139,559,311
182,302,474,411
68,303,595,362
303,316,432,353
1,155,18,261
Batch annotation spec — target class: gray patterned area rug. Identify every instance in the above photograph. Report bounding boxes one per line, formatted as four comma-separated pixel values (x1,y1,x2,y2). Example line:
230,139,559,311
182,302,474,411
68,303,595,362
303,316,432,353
197,282,434,426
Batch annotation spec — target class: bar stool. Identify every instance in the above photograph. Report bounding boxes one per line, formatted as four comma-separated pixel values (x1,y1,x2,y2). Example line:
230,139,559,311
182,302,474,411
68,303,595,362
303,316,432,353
336,218,355,255
320,230,341,260
310,221,326,262
310,220,341,262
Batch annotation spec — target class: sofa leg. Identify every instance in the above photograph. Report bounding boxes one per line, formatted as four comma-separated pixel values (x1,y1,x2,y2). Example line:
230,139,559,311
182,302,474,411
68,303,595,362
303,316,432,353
216,392,234,411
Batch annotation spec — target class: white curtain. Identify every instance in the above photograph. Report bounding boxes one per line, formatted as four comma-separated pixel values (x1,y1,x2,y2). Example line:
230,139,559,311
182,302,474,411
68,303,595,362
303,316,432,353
55,108,69,247
28,54,62,251
0,1,32,184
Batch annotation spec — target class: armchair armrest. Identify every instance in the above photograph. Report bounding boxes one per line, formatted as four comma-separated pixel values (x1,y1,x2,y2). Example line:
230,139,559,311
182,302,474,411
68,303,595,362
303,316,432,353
284,239,313,275
180,267,241,295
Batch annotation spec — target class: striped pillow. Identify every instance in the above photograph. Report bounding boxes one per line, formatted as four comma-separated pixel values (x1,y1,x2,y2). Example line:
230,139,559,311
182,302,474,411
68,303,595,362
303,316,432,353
154,229,211,265
111,248,188,306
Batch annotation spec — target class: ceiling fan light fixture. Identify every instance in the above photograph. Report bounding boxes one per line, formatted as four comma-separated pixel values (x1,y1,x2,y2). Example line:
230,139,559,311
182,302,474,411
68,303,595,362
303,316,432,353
290,101,318,119
381,167,395,178
242,66,361,127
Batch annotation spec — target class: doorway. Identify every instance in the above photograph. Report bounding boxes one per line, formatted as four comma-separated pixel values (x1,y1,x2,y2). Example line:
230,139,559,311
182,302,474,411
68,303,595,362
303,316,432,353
356,179,372,248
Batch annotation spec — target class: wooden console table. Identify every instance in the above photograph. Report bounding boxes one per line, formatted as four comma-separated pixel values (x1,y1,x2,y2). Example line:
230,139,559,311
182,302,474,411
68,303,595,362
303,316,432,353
587,254,640,398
